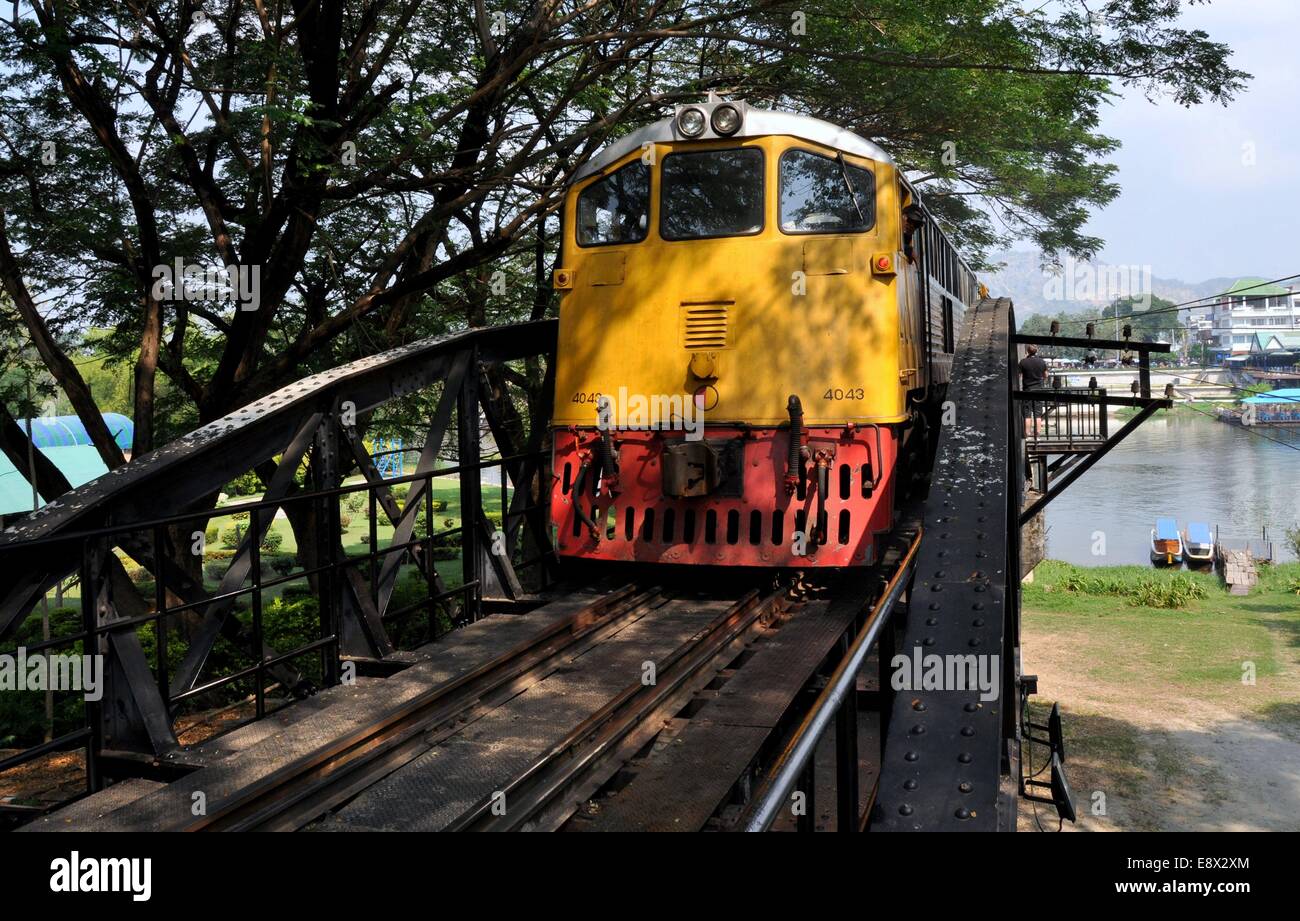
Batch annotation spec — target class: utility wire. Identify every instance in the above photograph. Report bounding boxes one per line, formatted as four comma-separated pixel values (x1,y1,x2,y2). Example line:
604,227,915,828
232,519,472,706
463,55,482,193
1056,272,1300,327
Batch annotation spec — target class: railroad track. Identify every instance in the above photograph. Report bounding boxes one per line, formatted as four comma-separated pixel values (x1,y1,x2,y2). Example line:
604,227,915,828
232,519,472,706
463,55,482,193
23,522,923,833
193,583,785,832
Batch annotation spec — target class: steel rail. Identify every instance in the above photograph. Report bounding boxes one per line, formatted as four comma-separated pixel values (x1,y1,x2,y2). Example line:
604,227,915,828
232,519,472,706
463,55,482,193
190,585,660,830
453,587,784,832
741,528,923,832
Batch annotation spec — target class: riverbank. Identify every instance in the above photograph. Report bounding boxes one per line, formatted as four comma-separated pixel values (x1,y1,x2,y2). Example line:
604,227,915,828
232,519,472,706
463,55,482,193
1018,560,1300,831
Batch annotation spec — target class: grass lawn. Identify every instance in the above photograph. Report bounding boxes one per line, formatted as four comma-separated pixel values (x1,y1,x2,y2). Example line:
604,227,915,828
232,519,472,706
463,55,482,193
1020,560,1300,831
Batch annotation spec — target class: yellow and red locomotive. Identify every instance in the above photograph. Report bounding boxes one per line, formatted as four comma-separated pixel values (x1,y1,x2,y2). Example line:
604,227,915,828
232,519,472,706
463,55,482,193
550,100,979,568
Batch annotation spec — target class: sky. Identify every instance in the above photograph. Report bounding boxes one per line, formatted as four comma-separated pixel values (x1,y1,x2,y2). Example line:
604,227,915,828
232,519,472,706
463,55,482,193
1080,0,1300,282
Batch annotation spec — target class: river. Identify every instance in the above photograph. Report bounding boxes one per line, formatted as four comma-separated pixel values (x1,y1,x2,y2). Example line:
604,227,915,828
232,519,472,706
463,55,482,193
1042,408,1300,565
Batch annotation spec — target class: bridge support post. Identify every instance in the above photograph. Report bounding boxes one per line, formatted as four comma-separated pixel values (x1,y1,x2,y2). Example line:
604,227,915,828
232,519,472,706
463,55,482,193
313,415,343,686
458,347,483,620
82,538,178,764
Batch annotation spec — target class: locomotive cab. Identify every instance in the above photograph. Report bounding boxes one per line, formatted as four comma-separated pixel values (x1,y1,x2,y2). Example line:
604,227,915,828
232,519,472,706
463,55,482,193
550,102,976,568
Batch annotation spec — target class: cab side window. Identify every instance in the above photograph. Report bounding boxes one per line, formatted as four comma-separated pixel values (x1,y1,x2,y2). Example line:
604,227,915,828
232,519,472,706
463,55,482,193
779,149,875,234
576,161,650,247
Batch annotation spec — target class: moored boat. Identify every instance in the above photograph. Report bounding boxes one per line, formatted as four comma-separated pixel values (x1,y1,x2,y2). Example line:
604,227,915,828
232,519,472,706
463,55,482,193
1182,521,1214,567
1150,517,1183,566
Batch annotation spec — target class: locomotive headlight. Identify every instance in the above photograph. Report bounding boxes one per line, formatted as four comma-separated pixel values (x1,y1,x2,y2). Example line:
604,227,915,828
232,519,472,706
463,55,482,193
677,107,706,138
710,103,742,136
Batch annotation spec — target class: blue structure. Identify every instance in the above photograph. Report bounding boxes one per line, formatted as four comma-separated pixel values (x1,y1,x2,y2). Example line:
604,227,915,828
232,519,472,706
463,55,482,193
16,412,134,452
0,413,133,516
1240,387,1300,423
372,436,405,478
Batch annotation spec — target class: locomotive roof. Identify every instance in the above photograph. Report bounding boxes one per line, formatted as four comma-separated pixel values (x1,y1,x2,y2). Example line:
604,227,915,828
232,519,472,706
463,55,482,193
571,106,895,184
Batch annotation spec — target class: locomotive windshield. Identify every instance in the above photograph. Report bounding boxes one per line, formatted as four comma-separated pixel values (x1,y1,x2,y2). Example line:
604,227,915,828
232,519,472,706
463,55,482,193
660,147,764,240
576,161,650,246
779,148,875,233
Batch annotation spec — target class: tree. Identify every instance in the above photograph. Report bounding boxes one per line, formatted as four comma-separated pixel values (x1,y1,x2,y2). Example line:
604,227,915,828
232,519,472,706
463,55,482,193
0,1,1247,487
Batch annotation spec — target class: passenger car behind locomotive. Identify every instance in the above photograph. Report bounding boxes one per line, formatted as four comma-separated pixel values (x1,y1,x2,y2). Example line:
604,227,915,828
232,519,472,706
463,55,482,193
550,100,980,568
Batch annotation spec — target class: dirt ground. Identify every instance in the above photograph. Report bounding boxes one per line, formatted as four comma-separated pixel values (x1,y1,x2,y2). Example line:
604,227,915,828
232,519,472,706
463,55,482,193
1017,624,1300,832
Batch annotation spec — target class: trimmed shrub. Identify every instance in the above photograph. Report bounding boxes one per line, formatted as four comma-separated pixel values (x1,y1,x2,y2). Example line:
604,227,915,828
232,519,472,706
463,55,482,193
226,471,262,496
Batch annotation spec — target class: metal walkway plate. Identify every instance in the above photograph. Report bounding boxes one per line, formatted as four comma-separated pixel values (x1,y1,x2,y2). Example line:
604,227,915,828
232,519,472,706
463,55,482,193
871,298,1015,832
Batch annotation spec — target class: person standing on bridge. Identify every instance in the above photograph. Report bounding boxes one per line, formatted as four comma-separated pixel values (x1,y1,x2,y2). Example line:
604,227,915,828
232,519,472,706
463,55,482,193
1019,344,1048,437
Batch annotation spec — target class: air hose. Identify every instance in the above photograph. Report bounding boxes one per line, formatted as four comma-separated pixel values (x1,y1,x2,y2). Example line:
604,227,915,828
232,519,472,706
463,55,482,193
571,458,600,539
786,394,804,495
814,456,830,547
595,428,619,493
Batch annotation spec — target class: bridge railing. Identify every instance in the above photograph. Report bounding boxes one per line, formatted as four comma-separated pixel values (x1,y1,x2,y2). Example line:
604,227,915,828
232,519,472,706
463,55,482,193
1023,385,1109,452
0,321,558,814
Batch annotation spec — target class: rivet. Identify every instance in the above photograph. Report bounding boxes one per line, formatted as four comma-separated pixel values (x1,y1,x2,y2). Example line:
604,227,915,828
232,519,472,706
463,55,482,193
961,726,975,737
959,782,973,794
905,751,919,762
964,702,978,712
958,753,972,763
910,724,927,735
899,804,913,816
954,807,971,820
972,618,984,627
912,700,927,712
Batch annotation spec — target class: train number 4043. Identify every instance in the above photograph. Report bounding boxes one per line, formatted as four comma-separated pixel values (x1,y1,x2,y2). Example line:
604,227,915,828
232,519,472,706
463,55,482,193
823,387,865,401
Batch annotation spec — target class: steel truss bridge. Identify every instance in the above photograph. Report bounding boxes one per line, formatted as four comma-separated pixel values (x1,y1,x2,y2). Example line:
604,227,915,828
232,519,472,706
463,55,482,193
0,300,1169,832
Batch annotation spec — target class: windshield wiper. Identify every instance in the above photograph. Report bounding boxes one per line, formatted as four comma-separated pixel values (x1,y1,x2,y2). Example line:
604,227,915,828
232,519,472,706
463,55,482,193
837,151,866,226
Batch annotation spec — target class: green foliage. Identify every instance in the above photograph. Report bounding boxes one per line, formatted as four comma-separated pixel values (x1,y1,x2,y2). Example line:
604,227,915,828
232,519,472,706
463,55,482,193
1284,525,1300,561
1052,570,1210,609
0,606,87,747
225,473,263,498
219,523,283,552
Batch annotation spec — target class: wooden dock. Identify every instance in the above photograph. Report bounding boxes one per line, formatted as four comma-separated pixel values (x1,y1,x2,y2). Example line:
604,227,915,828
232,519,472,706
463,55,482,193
1218,549,1258,596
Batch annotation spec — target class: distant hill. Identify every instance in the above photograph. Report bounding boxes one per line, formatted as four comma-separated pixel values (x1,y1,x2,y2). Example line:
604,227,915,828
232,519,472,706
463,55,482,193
980,250,1237,316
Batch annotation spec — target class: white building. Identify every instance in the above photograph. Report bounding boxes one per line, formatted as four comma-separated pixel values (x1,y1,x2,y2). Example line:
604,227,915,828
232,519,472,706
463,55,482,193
1210,278,1300,355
